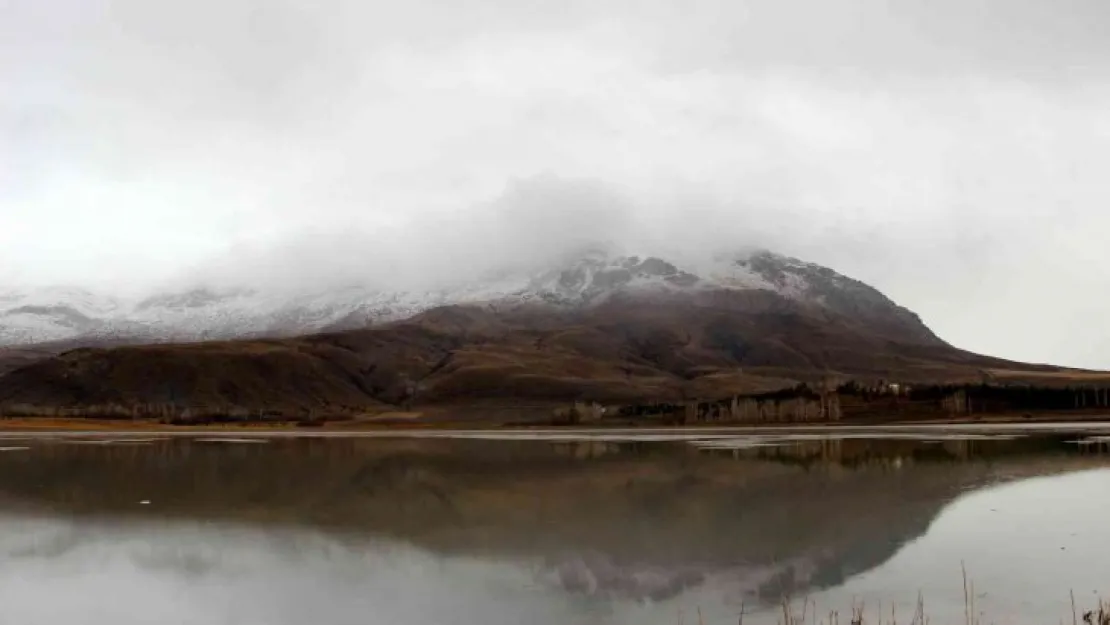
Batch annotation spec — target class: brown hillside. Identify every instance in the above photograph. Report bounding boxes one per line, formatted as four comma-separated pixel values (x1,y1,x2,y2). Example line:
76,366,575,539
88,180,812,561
0,347,58,377
0,292,1078,419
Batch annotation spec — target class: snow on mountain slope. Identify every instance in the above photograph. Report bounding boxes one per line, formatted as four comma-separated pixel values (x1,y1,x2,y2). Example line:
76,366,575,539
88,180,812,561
0,287,127,344
0,249,938,347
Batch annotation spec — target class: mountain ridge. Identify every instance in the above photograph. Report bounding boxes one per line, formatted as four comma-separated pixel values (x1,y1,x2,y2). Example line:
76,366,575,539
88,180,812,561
6,248,1077,420
0,248,942,349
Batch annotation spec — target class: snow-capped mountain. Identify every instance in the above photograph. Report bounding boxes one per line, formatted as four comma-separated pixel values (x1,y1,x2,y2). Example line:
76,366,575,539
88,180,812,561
0,249,937,348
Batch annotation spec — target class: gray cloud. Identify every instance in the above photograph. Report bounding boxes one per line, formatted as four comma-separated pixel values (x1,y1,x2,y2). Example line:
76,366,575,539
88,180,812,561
3,0,1110,367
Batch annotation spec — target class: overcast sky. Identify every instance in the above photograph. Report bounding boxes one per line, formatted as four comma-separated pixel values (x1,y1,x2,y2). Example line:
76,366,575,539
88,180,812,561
3,0,1110,367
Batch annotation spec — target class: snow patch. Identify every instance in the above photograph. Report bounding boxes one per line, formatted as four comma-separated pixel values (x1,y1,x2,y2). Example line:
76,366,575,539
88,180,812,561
0,249,867,346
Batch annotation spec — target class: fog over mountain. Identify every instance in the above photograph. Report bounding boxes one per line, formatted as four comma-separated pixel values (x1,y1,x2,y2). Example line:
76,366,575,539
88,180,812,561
3,0,1110,367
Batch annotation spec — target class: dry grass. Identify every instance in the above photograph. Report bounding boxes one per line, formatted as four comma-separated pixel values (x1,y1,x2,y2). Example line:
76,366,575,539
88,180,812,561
0,417,309,431
684,566,1110,625
771,589,1104,625
987,369,1110,381
755,594,1110,625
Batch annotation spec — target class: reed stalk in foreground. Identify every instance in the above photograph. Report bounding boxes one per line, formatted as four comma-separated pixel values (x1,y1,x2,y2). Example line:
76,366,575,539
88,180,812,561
744,566,1110,625
764,594,1110,625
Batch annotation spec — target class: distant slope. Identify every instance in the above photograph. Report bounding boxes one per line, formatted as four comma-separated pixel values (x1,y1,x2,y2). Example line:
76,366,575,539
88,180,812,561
0,290,1056,419
0,346,58,377
3,248,1082,419
0,249,944,349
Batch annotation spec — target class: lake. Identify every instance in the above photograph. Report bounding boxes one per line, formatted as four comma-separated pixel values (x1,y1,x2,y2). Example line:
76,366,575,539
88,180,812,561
0,426,1108,625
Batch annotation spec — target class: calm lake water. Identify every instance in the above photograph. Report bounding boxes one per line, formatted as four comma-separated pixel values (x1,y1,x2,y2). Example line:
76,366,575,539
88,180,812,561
0,427,1109,625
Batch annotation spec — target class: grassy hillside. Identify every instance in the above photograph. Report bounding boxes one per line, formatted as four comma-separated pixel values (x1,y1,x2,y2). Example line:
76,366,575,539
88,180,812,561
0,292,1084,422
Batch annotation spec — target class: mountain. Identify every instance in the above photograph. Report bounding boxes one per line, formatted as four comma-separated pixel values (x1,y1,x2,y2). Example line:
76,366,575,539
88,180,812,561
0,249,939,348
0,248,1060,419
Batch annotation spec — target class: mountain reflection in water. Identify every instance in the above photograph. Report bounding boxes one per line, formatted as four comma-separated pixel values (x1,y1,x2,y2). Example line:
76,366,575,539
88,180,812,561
0,433,1106,625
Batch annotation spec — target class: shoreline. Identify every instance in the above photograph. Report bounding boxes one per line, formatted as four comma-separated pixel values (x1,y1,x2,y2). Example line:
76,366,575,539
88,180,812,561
2,411,1110,435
